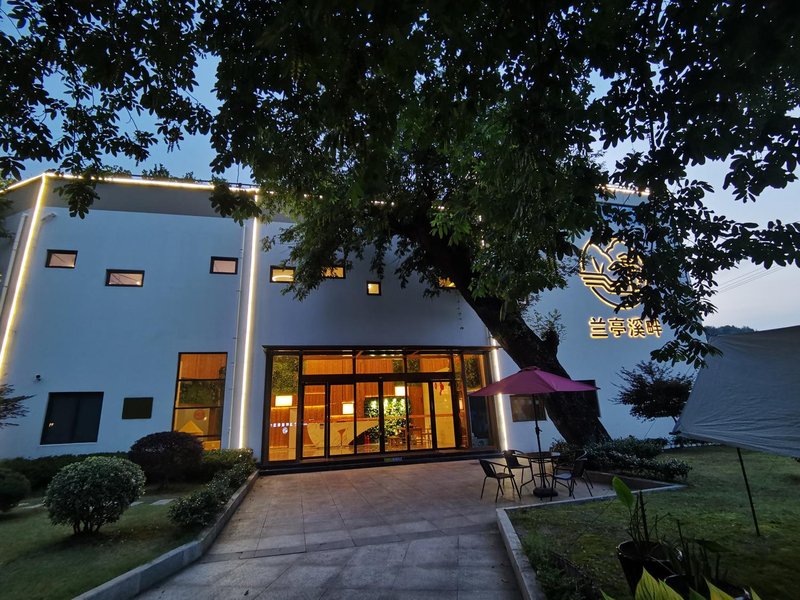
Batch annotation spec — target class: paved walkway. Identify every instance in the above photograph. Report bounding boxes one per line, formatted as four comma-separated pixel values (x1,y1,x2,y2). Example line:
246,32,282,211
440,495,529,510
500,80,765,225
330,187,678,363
139,459,609,599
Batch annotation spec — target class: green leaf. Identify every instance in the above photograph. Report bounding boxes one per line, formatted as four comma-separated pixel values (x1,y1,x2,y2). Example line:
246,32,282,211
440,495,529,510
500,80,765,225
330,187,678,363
612,475,635,510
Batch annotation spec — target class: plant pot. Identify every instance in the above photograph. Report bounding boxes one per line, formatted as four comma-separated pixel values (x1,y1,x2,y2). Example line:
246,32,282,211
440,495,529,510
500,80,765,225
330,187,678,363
616,540,674,594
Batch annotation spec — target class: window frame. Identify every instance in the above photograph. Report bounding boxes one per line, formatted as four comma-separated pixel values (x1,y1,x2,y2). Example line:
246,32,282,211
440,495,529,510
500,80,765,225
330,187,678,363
172,352,228,448
45,249,78,269
105,269,145,287
270,265,296,283
210,256,239,275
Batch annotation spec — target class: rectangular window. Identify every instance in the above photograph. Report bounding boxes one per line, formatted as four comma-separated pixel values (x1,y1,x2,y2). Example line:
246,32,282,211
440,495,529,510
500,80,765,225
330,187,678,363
122,397,153,419
438,277,456,289
510,395,547,422
173,353,227,449
270,266,295,283
367,281,381,295
210,257,238,274
322,266,345,279
46,250,77,269
41,392,103,444
106,270,144,287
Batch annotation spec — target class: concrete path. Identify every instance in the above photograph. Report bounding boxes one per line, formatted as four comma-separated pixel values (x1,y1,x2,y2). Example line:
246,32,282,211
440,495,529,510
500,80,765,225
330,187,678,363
138,459,607,599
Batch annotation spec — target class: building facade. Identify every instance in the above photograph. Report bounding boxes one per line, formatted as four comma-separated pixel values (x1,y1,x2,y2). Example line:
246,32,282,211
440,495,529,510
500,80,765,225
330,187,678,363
0,174,676,463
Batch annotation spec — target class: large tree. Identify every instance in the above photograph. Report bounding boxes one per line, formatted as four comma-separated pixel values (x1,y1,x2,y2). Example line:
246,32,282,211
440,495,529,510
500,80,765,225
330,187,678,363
2,1,800,445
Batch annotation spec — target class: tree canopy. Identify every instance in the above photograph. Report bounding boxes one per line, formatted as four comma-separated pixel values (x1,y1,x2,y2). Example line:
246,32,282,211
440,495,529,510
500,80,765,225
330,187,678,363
2,1,800,444
614,361,693,422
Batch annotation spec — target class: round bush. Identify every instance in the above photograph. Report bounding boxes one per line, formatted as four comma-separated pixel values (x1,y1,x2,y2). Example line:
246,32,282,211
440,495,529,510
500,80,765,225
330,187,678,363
0,468,31,512
129,431,203,484
44,456,145,534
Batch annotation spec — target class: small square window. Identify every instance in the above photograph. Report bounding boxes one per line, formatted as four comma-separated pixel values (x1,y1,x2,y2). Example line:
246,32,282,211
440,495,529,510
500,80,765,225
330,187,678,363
322,266,345,279
46,250,77,269
106,270,145,287
367,281,381,296
438,277,456,289
270,266,295,283
122,397,153,419
211,257,238,274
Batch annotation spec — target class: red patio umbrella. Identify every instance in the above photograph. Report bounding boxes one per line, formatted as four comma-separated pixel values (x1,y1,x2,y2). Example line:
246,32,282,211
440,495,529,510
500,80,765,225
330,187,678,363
469,366,597,497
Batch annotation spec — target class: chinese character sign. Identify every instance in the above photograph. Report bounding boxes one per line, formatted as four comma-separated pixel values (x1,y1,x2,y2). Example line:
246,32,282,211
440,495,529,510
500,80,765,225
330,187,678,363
588,317,663,339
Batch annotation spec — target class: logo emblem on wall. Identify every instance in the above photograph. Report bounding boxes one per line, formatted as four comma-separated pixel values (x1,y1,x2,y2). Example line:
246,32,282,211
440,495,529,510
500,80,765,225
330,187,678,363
579,238,644,310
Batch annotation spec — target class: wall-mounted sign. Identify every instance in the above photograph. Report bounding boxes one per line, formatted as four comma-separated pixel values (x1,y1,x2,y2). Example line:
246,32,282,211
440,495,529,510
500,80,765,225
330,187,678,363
579,239,644,310
588,316,662,339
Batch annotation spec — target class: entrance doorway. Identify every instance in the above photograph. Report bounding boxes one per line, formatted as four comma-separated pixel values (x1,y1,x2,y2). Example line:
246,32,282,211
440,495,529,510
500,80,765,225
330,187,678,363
298,379,457,459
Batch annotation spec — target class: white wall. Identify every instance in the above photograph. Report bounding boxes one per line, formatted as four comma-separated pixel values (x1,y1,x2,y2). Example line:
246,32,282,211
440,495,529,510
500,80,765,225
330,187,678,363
0,205,244,458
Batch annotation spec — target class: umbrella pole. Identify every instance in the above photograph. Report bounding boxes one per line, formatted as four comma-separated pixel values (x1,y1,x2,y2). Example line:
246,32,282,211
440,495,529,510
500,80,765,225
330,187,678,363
736,448,760,536
533,411,557,498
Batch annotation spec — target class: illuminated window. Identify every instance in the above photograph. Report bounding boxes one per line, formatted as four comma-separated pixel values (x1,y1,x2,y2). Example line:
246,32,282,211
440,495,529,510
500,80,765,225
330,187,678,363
438,277,456,289
46,250,77,269
41,392,103,444
210,256,238,274
367,281,381,295
172,353,227,449
106,270,144,287
122,397,153,419
322,266,345,279
270,266,295,283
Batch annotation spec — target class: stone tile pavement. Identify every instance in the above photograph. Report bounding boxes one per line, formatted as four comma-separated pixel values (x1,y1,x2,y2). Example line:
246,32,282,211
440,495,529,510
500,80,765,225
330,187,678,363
138,458,609,599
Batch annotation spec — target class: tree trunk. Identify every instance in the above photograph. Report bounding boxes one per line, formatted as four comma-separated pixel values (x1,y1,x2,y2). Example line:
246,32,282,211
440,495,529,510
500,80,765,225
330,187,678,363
458,289,611,447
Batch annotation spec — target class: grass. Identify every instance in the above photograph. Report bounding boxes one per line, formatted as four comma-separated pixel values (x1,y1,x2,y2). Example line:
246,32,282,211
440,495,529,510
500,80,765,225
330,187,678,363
0,484,200,600
510,446,800,600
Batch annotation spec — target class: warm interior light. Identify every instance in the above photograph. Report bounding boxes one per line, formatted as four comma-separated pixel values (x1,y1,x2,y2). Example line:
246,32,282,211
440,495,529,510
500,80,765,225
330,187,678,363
367,282,381,295
394,385,406,396
342,402,354,415
275,395,294,407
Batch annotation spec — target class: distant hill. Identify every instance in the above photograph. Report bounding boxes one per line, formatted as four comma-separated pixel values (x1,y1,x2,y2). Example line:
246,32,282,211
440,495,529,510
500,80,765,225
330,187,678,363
705,325,756,338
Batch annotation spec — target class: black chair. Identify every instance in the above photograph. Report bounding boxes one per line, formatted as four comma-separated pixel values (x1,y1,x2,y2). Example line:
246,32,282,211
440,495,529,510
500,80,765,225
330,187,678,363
479,459,520,502
503,450,535,493
551,457,591,499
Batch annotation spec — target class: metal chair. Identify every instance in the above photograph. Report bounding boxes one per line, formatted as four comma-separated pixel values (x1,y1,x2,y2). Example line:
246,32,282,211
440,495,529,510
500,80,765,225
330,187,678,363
479,459,520,502
503,450,535,493
551,457,591,499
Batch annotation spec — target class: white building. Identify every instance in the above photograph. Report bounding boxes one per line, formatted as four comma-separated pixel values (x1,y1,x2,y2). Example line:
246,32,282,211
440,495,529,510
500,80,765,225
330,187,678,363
0,173,675,464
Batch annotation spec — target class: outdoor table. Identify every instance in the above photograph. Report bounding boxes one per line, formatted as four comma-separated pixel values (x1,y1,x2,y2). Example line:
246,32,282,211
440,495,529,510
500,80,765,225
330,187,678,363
521,451,560,496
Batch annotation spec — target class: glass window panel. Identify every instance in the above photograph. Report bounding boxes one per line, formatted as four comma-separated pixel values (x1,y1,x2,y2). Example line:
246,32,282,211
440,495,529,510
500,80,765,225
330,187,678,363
178,353,227,380
269,354,299,461
122,397,153,419
384,381,408,452
46,250,77,268
415,353,453,373
355,353,403,374
271,354,299,395
463,354,488,392
211,257,238,274
303,354,353,375
173,407,223,437
302,385,326,458
270,266,295,283
41,392,103,444
322,266,345,278
329,384,355,456
106,270,144,286
406,382,433,450
176,380,225,406
355,382,380,454
433,381,456,449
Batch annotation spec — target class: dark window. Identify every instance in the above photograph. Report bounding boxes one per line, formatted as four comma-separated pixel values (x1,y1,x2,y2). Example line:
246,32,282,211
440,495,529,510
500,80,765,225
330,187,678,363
173,353,227,449
122,397,153,419
366,281,381,296
210,257,238,274
46,250,77,269
106,270,144,286
509,395,547,422
270,266,295,283
41,392,103,444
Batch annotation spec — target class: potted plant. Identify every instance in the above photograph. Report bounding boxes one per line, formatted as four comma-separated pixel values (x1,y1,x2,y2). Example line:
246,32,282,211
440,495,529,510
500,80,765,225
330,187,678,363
612,476,673,593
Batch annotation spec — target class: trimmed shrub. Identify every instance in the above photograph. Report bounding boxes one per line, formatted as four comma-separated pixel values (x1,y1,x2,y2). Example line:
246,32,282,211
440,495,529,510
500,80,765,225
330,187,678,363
0,453,126,492
0,468,31,511
225,461,255,489
193,448,256,482
45,456,145,534
168,483,227,529
129,431,203,484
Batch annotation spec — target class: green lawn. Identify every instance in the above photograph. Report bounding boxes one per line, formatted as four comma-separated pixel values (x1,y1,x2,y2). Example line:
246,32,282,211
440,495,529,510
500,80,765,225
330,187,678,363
510,446,800,600
0,485,198,600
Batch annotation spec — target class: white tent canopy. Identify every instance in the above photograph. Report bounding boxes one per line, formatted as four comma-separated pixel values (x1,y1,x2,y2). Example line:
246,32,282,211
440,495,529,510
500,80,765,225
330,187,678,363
674,325,800,459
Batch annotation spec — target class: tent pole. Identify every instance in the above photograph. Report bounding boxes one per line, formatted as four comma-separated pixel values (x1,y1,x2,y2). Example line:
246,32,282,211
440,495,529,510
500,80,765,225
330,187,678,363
736,448,760,537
